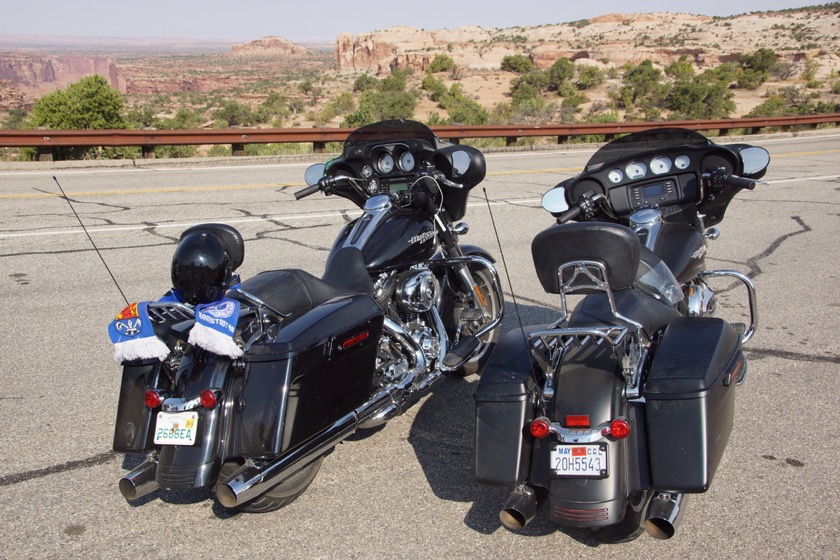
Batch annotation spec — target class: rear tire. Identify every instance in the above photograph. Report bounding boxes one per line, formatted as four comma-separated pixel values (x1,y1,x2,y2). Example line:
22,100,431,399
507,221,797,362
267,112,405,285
451,265,502,377
217,456,323,513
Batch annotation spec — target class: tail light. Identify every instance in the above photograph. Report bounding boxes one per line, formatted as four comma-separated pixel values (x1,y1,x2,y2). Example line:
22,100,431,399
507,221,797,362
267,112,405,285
200,389,222,409
529,417,551,439
602,418,631,440
144,390,165,408
565,415,590,428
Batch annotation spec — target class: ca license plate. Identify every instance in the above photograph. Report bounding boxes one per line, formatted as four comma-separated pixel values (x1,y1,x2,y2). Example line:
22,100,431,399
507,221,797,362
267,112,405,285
550,444,608,478
153,411,198,446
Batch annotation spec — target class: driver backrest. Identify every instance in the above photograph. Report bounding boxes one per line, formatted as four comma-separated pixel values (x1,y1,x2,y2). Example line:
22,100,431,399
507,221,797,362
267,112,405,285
531,221,640,294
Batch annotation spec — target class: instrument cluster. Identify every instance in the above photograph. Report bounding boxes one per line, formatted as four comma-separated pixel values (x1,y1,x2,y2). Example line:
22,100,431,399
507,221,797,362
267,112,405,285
358,143,430,195
603,153,693,185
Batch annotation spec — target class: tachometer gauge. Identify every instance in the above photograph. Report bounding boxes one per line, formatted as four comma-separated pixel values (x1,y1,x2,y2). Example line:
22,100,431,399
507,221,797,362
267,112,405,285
376,153,395,174
674,155,691,170
650,156,672,175
398,151,416,172
608,169,624,183
625,161,647,180
361,164,373,178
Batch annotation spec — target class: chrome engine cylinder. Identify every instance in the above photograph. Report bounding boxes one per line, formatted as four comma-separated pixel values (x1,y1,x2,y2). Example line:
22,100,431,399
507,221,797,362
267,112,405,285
397,269,440,313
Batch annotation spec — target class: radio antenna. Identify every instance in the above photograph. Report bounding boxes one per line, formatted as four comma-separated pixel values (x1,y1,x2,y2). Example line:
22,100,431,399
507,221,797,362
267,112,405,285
53,176,130,306
481,187,526,334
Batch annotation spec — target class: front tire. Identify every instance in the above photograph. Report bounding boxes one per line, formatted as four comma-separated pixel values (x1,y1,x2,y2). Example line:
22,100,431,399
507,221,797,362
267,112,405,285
217,456,324,513
450,265,502,377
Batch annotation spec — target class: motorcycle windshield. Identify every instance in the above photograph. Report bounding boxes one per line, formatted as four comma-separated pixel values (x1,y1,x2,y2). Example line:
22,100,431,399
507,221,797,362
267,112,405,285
585,128,711,171
344,119,438,148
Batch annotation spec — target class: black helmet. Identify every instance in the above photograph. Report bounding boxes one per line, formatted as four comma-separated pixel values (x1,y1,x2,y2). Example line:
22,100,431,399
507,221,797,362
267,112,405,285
171,231,233,305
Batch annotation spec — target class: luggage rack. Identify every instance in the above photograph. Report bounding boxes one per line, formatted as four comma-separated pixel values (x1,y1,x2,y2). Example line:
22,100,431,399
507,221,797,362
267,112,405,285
529,260,650,399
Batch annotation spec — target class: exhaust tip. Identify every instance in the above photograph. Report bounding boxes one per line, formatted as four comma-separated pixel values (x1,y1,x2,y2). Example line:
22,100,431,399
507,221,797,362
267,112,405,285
215,483,237,508
118,477,140,500
645,518,676,540
500,508,528,531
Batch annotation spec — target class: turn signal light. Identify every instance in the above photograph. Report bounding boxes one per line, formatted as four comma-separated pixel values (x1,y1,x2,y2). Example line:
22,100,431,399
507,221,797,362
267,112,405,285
144,390,164,409
199,389,221,409
604,418,631,440
529,417,551,439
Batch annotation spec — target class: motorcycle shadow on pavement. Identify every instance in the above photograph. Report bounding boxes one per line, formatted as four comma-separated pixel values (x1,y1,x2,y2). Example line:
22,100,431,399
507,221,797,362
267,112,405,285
407,302,609,545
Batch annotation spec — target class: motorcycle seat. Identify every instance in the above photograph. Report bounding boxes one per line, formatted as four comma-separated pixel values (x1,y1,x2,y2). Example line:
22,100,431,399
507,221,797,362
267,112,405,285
568,290,681,337
233,268,358,317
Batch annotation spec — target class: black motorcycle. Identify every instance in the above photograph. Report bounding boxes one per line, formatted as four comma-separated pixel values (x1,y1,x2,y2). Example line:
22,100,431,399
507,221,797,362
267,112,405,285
474,128,768,541
111,119,503,513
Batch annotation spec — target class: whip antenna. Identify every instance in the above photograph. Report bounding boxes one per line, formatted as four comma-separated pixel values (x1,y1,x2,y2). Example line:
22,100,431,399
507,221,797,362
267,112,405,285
481,187,526,333
53,176,130,306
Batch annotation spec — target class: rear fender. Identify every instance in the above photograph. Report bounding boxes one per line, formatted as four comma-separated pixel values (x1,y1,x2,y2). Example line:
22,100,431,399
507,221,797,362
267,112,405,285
532,343,642,526
155,353,232,490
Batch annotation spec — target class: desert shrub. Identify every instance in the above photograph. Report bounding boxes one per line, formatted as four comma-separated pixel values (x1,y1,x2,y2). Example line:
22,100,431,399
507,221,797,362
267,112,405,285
575,65,606,90
353,74,379,92
429,54,455,73
666,78,735,119
500,54,534,74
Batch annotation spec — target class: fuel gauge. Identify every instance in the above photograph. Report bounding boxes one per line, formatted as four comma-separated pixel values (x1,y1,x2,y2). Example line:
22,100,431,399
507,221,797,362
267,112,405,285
608,169,624,183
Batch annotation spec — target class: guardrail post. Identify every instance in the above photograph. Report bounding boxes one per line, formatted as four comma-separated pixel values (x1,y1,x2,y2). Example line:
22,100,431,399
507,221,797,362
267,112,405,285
37,147,53,161
557,135,568,144
232,143,245,156
141,145,155,159
505,136,517,146
313,141,326,153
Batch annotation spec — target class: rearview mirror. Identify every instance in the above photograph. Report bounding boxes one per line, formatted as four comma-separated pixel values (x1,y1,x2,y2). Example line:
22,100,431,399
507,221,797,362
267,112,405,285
542,187,570,214
451,151,471,178
739,146,770,176
304,163,326,186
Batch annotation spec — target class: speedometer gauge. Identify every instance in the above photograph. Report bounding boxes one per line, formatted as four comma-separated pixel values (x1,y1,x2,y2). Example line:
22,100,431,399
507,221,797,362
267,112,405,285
650,156,672,175
625,161,647,180
377,153,395,174
398,151,416,172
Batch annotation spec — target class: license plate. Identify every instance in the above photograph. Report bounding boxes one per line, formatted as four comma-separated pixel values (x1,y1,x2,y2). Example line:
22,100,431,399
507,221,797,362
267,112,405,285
153,411,198,446
550,444,608,478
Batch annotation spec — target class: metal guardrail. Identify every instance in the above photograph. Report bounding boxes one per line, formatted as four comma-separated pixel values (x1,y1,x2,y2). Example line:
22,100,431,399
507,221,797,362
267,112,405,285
1,114,837,161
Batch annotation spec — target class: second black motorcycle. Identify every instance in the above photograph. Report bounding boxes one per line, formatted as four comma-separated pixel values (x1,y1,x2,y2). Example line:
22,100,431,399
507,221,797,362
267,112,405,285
474,128,768,541
112,119,503,513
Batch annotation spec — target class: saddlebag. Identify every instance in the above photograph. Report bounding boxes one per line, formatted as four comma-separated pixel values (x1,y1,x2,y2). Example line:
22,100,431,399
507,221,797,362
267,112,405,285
236,293,383,457
113,361,162,452
474,327,539,487
644,317,744,492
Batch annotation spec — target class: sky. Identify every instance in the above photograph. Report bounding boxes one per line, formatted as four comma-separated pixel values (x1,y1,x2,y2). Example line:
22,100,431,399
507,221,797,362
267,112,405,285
0,0,826,43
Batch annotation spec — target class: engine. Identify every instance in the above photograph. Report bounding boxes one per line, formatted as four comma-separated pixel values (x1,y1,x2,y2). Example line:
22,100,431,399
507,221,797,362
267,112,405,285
371,267,442,388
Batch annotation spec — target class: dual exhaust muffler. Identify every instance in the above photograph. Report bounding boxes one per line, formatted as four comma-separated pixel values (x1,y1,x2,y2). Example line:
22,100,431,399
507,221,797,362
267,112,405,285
499,486,686,540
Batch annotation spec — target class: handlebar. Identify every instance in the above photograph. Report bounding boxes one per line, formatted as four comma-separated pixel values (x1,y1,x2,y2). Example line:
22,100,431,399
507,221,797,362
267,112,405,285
556,205,583,223
294,175,352,200
704,168,760,193
294,183,322,200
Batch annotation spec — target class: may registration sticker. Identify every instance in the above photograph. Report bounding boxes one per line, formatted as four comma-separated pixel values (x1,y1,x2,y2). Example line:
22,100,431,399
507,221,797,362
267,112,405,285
154,411,198,446
550,444,608,478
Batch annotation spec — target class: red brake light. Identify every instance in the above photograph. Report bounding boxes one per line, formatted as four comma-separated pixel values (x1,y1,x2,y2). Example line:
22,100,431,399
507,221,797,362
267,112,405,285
605,418,631,440
200,389,220,409
529,418,551,439
565,415,590,428
144,390,164,408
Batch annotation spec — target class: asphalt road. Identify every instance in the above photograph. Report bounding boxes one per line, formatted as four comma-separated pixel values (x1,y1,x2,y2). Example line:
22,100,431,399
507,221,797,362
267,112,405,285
1,132,838,559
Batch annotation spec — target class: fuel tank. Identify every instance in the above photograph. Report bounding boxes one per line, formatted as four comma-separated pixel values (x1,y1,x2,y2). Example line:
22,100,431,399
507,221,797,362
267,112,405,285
653,222,705,285
331,196,436,272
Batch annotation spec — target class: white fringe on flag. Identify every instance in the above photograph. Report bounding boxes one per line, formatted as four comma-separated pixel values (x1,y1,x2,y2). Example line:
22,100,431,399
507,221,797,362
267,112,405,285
112,336,170,363
188,322,244,358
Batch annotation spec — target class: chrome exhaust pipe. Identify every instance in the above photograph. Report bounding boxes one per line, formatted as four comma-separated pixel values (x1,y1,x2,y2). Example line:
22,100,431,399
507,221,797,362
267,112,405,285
215,367,414,508
500,485,541,530
118,459,159,501
644,492,688,540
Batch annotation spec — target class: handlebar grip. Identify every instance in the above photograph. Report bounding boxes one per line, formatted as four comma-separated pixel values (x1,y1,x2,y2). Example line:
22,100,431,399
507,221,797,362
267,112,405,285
294,183,322,200
726,175,758,190
557,205,583,223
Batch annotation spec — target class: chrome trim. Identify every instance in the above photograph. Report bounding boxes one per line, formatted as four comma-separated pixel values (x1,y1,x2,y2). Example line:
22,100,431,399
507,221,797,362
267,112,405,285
161,396,201,412
629,207,664,252
697,269,758,343
147,302,194,323
534,417,619,444
343,194,394,250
